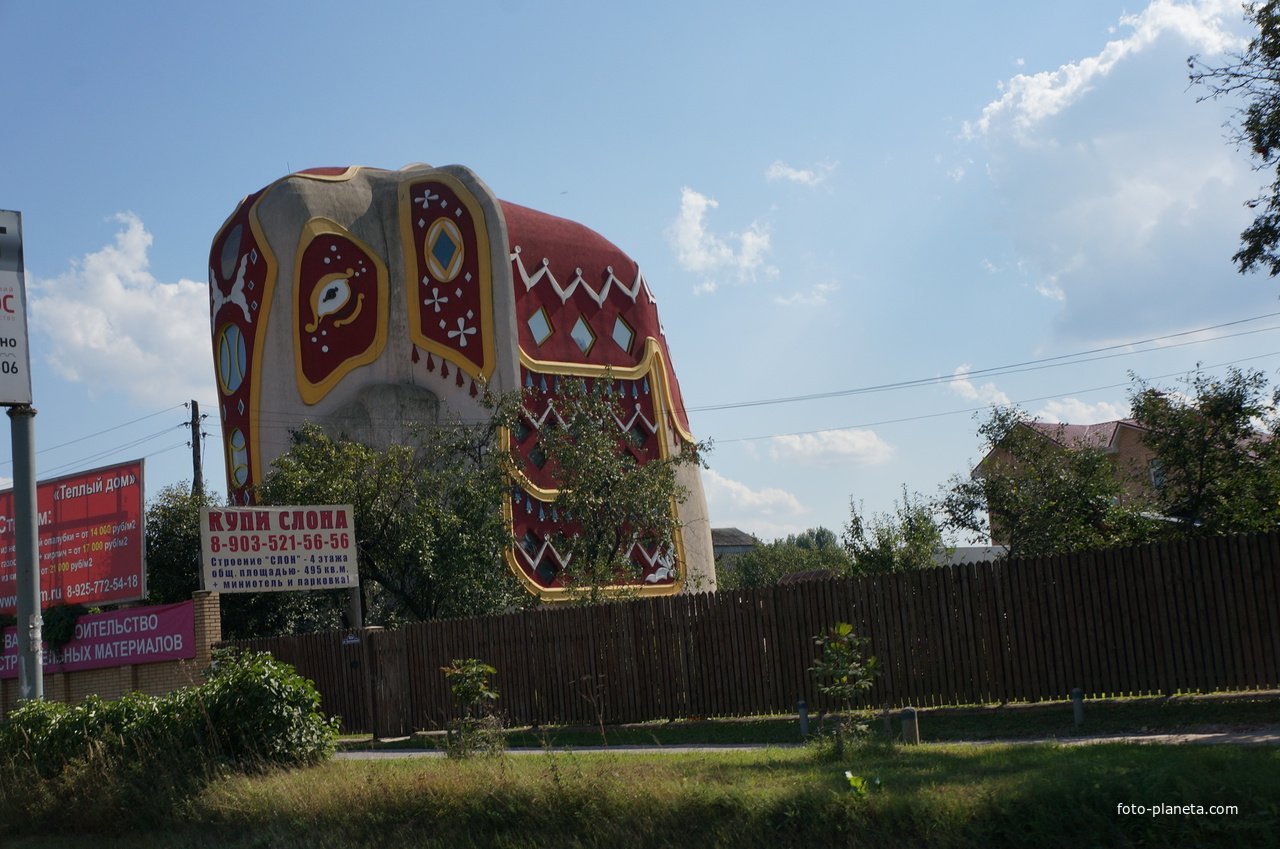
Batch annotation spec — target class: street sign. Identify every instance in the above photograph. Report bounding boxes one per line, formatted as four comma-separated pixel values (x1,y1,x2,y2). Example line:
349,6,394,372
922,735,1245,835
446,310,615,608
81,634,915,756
0,210,33,406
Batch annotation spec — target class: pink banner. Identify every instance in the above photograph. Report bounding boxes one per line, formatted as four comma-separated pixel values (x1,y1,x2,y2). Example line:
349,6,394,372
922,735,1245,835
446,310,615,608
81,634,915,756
0,600,195,679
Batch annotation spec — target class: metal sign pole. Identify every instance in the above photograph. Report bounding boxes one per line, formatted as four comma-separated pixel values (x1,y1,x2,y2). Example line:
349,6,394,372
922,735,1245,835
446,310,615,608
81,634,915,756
8,405,41,699
2,210,41,700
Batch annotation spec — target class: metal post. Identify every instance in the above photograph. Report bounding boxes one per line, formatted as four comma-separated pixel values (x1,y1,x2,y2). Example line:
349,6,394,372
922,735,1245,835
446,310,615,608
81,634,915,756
1071,688,1084,727
9,404,41,700
347,585,363,630
797,700,809,739
901,706,920,744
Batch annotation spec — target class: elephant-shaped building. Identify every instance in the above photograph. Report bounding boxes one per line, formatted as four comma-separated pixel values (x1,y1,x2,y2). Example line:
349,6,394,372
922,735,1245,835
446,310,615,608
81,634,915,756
208,164,715,598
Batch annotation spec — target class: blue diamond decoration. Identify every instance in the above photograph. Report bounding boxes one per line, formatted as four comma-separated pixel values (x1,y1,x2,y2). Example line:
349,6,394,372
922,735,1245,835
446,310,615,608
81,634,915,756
432,231,458,270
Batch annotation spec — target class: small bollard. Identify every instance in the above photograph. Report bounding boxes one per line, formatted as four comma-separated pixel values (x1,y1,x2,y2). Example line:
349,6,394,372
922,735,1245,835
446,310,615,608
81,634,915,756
1071,688,1085,727
901,706,920,744
798,700,809,739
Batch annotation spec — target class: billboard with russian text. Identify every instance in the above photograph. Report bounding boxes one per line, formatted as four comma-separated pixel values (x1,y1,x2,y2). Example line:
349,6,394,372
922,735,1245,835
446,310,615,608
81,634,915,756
200,504,358,592
0,459,146,613
0,600,193,678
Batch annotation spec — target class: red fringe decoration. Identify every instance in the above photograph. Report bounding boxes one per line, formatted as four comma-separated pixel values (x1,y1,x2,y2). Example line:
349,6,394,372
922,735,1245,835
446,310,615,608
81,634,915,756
455,369,464,388
411,347,420,364
426,353,435,372
441,361,450,378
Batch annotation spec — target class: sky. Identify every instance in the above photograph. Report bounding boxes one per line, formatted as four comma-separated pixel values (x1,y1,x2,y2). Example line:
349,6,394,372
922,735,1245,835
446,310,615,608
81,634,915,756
2,0,1279,544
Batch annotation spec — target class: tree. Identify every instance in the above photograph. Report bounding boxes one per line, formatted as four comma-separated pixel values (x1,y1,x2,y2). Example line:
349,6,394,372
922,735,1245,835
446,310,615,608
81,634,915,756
256,412,527,626
1190,1,1280,275
717,532,852,590
843,488,948,573
1129,366,1280,535
939,406,1154,558
534,375,708,602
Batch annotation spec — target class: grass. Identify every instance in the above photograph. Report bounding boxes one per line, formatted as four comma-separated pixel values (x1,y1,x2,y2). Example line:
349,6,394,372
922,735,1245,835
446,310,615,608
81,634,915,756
336,691,1280,751
6,741,1279,848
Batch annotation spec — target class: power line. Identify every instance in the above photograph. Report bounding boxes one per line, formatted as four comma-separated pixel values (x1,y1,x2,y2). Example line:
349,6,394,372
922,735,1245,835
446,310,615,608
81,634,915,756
714,350,1280,444
689,314,1280,413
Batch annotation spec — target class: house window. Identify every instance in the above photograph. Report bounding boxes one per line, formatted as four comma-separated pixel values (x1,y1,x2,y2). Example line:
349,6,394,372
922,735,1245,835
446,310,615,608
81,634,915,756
1149,459,1165,491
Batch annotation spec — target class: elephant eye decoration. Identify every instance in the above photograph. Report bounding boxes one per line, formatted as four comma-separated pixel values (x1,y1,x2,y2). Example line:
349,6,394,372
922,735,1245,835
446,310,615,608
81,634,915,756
293,218,389,404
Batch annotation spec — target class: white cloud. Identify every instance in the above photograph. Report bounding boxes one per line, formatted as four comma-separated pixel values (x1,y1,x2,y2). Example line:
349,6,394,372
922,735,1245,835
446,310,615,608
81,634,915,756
1034,398,1130,423
667,187,773,292
765,159,837,186
29,213,211,406
701,468,810,538
962,0,1273,343
965,0,1245,139
1035,276,1066,301
767,430,894,465
949,365,1011,406
774,282,839,306
0,476,11,491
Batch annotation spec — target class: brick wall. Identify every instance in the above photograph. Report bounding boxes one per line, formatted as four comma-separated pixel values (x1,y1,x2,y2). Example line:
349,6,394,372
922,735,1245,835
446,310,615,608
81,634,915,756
0,592,222,717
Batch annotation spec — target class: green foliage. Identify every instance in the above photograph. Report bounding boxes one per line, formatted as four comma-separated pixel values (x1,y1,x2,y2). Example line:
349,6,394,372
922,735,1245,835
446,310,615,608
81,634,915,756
0,648,337,832
255,409,527,627
441,658,504,758
196,647,339,766
41,603,88,650
843,488,948,573
810,622,879,709
145,482,221,605
534,375,708,602
1190,2,1280,275
717,533,851,589
441,658,500,718
940,406,1155,558
843,770,882,796
1129,366,1280,535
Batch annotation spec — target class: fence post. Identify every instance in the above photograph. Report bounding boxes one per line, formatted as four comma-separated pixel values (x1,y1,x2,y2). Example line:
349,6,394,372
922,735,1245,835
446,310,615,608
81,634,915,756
901,706,920,744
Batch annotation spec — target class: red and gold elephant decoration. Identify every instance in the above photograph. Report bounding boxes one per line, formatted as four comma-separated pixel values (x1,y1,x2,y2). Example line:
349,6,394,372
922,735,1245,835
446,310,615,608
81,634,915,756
208,164,715,598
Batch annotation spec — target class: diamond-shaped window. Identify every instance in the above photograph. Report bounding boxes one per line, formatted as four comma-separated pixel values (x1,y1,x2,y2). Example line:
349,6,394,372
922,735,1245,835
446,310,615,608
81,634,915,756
513,418,533,444
425,218,464,282
520,530,541,558
629,423,650,447
528,443,548,470
570,316,596,355
432,232,457,270
612,316,635,353
527,308,553,345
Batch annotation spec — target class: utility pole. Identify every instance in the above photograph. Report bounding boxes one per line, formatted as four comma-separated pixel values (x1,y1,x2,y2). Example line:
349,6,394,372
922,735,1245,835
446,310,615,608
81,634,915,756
189,400,204,498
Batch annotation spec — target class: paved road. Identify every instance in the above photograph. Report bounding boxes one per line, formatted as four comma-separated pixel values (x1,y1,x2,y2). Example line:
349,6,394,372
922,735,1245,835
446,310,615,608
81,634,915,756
335,727,1280,759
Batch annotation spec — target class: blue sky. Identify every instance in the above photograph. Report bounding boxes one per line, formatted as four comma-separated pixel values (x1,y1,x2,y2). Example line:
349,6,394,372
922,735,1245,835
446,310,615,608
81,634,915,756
2,0,1278,542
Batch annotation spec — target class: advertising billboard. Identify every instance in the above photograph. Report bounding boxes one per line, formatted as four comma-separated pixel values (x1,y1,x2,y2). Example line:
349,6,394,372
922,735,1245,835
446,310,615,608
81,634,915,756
200,504,358,593
0,600,194,678
0,459,146,613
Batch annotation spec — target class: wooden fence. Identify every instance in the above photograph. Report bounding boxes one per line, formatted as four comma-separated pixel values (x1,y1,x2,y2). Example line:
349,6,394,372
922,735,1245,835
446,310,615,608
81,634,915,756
223,532,1280,736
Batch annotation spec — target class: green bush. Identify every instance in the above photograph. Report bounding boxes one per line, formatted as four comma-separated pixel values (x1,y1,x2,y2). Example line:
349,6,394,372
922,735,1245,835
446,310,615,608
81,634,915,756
0,647,338,834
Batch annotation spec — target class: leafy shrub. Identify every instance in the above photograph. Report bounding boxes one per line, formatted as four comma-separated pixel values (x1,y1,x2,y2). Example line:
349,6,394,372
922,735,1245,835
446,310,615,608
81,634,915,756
810,622,880,756
0,647,337,834
441,657,504,758
196,646,339,767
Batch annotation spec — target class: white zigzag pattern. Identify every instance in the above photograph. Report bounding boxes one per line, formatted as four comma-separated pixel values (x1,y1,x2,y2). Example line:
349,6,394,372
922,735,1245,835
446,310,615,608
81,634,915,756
524,399,657,436
511,246,644,306
518,536,674,580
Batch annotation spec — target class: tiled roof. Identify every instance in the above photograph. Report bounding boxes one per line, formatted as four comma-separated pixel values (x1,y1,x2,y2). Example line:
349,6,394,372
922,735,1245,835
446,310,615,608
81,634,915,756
711,527,757,547
1024,418,1144,451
